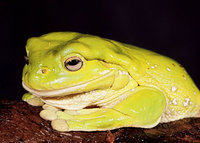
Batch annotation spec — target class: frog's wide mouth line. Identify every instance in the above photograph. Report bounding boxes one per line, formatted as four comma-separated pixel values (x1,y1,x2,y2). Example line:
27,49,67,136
22,71,115,98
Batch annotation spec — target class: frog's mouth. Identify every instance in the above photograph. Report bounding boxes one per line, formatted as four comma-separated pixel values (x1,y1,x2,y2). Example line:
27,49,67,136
22,71,115,98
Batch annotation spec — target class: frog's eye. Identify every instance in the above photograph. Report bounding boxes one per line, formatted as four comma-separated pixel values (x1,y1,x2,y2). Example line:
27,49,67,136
64,56,83,71
24,56,29,65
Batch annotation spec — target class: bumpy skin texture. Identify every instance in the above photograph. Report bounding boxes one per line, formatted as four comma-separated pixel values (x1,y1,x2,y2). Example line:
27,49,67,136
22,32,200,131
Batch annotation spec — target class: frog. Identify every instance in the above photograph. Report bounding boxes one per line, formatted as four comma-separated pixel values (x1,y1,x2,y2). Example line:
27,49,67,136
22,32,200,132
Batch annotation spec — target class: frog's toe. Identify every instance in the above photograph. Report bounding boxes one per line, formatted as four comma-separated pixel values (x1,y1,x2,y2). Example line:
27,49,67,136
40,109,57,121
22,93,33,101
51,119,69,132
27,97,44,106
42,104,61,111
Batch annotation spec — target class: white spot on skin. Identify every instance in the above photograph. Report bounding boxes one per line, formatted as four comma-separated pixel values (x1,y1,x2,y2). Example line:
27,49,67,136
131,88,135,92
121,71,127,75
151,65,157,69
170,98,178,105
118,70,128,75
183,98,190,107
194,91,196,95
130,109,138,113
100,70,110,75
110,67,116,70
171,86,178,92
129,75,132,80
118,70,122,75
167,67,171,71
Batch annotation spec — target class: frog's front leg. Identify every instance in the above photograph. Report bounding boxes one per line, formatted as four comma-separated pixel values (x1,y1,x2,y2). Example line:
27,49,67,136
50,86,166,131
22,92,44,106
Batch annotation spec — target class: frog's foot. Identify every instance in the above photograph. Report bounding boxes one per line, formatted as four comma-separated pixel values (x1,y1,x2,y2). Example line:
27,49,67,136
40,104,63,120
39,107,122,131
40,107,103,131
50,108,129,131
22,92,44,106
51,119,69,131
40,105,76,131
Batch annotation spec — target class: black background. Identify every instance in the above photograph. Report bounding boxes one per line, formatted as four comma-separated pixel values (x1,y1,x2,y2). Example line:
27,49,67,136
0,0,199,100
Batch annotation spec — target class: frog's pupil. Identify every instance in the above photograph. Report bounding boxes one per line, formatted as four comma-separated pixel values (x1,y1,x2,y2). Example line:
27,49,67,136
68,59,79,66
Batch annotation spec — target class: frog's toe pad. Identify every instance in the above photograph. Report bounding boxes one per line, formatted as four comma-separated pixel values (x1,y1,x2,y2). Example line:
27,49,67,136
51,119,69,132
27,97,44,106
40,109,57,121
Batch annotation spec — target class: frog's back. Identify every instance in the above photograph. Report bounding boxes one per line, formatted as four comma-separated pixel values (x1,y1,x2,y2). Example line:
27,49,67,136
116,42,200,122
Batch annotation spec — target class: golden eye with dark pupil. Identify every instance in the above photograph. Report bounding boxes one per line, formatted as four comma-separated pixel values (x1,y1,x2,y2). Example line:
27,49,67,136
64,56,83,71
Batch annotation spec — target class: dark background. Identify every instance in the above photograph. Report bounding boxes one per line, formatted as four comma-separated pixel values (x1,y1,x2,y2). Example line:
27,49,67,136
0,0,199,100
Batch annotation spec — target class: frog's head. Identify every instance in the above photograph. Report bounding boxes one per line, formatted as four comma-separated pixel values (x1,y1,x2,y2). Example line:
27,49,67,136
22,32,139,110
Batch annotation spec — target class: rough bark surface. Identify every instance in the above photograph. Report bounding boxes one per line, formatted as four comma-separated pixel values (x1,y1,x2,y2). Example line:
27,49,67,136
1,100,200,143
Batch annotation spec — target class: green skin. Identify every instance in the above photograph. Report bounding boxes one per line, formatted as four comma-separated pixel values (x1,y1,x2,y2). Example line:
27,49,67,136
22,32,200,131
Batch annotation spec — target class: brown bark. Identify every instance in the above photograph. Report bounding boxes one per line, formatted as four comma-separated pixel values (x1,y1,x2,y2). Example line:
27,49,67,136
1,100,200,143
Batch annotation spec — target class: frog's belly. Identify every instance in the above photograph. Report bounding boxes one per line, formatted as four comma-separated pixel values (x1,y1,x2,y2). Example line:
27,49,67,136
41,88,131,111
40,89,108,110
41,93,93,110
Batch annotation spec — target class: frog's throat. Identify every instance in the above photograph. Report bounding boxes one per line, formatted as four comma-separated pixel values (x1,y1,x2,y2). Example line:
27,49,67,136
22,71,118,98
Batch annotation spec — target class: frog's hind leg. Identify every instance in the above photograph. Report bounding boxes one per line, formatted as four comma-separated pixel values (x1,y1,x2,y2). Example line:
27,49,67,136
113,86,167,128
51,86,166,131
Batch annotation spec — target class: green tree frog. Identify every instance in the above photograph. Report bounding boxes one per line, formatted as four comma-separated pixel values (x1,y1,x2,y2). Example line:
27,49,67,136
22,32,200,132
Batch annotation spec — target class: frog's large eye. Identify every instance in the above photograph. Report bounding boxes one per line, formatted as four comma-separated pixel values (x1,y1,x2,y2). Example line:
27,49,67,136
64,56,83,71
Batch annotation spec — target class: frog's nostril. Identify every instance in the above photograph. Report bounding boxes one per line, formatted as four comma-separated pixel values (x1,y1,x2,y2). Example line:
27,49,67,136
41,67,49,74
42,69,47,74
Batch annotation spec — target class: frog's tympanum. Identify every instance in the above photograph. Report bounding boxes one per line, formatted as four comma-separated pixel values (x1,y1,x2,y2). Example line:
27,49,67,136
22,32,200,131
